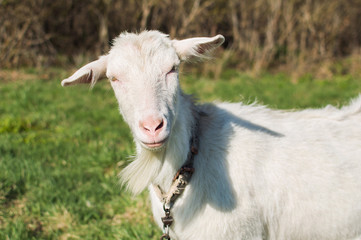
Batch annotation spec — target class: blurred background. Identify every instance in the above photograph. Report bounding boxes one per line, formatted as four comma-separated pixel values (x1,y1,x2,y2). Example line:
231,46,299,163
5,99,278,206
1,1,361,239
1,0,361,78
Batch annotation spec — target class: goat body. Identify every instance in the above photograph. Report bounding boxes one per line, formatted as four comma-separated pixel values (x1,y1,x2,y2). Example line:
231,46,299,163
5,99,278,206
62,31,361,240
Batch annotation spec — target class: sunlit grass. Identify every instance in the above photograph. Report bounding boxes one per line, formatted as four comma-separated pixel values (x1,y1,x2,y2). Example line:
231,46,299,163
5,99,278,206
1,68,361,239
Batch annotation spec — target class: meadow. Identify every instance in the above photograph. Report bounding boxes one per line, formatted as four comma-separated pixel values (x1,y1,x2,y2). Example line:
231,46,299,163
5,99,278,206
1,67,361,240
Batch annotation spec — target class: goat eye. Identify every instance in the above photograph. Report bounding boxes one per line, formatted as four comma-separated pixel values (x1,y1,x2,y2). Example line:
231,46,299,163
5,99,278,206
167,66,177,75
111,77,120,82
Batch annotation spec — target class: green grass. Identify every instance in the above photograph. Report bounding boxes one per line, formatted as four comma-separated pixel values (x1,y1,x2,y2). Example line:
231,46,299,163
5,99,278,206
1,68,361,239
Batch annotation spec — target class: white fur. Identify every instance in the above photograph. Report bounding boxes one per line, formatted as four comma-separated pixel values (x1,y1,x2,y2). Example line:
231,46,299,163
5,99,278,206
62,31,361,240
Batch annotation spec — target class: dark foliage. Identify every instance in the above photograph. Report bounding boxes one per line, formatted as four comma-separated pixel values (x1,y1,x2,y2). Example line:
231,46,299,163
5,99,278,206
1,0,360,71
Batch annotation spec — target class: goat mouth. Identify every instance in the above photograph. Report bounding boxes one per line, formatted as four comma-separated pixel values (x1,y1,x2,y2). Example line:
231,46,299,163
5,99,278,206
142,138,168,150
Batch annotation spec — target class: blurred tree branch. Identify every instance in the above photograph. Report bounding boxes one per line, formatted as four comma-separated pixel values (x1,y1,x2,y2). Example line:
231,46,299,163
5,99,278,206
0,0,360,74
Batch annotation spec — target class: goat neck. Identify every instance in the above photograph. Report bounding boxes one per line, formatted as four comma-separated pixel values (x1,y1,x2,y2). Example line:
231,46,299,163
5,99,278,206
151,93,199,194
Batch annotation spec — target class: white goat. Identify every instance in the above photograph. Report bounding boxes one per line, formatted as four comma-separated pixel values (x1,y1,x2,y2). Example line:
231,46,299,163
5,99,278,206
62,30,361,240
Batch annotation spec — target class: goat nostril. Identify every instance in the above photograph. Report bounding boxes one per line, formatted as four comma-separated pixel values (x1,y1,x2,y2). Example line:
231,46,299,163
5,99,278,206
155,120,164,131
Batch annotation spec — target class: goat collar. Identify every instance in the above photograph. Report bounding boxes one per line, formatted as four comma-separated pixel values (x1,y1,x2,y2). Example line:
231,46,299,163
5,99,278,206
153,107,201,205
153,108,201,240
152,147,198,205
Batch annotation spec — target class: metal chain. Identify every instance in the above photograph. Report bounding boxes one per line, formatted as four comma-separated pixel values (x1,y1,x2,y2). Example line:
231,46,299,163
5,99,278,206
160,203,173,240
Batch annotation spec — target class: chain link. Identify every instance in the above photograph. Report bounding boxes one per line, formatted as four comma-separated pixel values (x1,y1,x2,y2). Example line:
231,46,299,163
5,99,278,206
160,203,173,240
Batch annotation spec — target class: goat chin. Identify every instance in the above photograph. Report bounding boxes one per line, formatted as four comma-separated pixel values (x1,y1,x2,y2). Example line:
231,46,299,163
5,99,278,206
119,149,164,195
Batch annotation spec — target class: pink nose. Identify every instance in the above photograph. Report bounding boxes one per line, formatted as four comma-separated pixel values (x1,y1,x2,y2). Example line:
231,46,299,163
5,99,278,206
139,116,165,138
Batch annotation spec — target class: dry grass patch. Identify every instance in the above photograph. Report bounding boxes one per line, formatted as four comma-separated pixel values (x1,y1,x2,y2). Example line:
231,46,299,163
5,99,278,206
42,206,76,235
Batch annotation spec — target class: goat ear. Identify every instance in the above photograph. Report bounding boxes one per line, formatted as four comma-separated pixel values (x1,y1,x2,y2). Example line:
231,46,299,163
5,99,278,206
172,35,225,61
61,55,108,87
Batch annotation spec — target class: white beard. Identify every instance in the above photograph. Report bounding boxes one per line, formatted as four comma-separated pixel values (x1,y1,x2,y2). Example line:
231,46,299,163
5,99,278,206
119,149,164,195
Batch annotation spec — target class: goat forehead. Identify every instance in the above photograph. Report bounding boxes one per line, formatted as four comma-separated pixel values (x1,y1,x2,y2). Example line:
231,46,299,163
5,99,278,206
109,32,179,76
116,46,175,68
